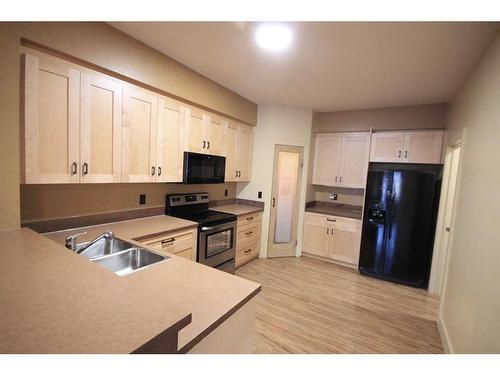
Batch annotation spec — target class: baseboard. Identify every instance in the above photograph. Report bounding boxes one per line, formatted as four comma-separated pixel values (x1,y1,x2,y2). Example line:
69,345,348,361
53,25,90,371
437,314,454,354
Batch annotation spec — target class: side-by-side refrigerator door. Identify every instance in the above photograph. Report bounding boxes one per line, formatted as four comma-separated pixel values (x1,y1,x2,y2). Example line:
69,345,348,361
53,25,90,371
383,170,437,287
359,170,393,277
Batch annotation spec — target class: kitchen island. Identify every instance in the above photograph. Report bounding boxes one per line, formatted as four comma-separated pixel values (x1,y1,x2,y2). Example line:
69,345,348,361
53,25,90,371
0,215,261,354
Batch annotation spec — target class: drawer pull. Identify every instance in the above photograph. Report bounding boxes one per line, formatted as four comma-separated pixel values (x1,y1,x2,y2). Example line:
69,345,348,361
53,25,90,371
246,216,254,221
161,238,175,247
245,231,253,235
244,249,252,254
326,218,336,222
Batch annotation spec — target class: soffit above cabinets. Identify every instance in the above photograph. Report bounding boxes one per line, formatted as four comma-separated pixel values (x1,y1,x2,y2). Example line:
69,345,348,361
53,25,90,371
109,22,498,111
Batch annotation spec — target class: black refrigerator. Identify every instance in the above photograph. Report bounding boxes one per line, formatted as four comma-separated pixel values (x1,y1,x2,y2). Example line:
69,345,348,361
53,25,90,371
359,163,442,289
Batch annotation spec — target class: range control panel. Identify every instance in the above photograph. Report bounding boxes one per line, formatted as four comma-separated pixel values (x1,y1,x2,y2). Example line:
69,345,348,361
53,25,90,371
167,193,209,207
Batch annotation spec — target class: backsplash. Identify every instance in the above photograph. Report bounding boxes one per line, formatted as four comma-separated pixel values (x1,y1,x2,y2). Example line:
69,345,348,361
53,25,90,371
313,186,364,206
20,183,237,222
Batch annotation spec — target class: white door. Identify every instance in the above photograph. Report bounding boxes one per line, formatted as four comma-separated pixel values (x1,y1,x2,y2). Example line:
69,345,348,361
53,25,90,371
22,53,80,184
80,72,122,183
312,134,342,186
268,145,304,258
370,132,406,162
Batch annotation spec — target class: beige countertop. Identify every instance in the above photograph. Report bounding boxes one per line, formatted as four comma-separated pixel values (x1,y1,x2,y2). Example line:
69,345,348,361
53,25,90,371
0,215,261,353
212,204,263,216
305,202,363,220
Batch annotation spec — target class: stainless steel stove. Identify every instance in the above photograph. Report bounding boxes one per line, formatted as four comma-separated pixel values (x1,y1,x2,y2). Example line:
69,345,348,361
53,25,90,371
165,193,237,274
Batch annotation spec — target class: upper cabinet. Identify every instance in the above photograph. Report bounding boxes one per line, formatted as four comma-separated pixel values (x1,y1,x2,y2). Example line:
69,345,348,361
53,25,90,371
22,53,80,184
184,108,224,156
370,130,444,164
312,132,370,188
224,122,253,182
122,85,158,183
80,72,122,183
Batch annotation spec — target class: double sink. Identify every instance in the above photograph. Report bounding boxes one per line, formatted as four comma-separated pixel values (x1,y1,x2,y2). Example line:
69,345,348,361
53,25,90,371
67,231,167,276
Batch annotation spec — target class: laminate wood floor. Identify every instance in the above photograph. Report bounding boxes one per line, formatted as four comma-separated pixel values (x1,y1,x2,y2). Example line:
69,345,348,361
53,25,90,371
236,256,443,354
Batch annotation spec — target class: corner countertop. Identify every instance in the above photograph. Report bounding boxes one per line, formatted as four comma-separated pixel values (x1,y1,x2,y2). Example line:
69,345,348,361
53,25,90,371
212,204,264,217
305,202,363,220
0,214,261,354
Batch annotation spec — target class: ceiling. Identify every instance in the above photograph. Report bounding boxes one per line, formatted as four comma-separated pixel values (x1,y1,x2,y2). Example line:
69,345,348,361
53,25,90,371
109,22,498,112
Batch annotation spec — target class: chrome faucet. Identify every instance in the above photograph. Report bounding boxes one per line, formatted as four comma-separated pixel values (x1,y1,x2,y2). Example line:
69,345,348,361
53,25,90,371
75,230,115,255
65,232,87,251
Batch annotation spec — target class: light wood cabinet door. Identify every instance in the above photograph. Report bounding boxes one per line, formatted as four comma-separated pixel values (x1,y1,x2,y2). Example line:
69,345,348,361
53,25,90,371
80,72,122,183
205,115,224,155
331,218,362,266
312,134,342,186
302,213,330,257
157,98,184,182
339,132,370,188
122,86,158,182
185,108,205,154
224,122,238,182
370,132,406,162
22,53,80,184
405,131,444,164
236,124,253,181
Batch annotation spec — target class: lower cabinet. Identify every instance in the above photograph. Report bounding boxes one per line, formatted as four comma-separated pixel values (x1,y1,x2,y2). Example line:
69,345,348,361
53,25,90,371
235,212,262,268
302,212,362,268
140,228,197,261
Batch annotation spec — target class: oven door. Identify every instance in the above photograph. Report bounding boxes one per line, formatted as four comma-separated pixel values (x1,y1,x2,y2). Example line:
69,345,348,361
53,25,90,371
183,152,226,184
198,221,236,269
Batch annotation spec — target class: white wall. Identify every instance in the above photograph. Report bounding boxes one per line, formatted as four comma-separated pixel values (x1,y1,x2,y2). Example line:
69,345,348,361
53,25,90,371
237,104,313,258
439,29,500,353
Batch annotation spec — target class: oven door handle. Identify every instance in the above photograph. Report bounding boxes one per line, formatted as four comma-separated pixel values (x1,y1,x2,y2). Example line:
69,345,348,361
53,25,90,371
201,226,215,231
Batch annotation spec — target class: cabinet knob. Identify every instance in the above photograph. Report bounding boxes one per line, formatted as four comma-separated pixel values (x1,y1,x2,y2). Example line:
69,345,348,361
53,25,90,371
151,166,156,176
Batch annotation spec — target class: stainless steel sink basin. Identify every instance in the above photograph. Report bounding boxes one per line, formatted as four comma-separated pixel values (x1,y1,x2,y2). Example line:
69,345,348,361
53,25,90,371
79,236,133,260
90,248,167,276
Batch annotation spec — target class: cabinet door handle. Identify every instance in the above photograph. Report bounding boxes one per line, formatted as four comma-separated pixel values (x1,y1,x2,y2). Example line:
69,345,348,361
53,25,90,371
158,166,162,176
235,170,238,178
238,170,241,177
326,218,336,222
82,163,89,175
404,150,408,158
398,150,402,158
246,217,253,221
327,228,329,235
71,162,77,175
339,176,342,183
272,198,276,207
161,238,175,247
207,141,210,149
151,166,156,176
244,249,252,254
246,231,253,236
203,141,206,149
335,176,338,183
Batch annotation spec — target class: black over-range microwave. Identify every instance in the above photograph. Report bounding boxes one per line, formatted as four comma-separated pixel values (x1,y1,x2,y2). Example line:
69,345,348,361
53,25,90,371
183,152,226,184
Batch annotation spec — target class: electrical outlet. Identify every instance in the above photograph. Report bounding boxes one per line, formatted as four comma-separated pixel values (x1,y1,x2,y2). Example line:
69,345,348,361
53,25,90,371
258,191,262,199
329,193,338,201
139,194,146,205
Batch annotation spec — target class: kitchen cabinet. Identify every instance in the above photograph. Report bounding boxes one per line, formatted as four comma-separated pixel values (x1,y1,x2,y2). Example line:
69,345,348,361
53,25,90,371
122,85,158,182
141,228,197,261
312,132,370,188
224,122,253,182
185,108,224,156
302,212,362,268
22,53,80,184
156,97,185,182
370,130,444,164
80,72,123,183
235,212,262,268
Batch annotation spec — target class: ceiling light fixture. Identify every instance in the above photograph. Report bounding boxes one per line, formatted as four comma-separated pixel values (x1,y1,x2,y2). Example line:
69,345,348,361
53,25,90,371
254,23,293,52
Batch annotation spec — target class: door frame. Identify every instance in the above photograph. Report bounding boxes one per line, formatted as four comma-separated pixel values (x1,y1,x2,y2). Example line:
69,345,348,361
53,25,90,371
428,141,462,295
267,144,304,258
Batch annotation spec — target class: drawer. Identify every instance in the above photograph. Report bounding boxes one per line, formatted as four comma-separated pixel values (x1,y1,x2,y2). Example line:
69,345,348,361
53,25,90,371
237,212,262,228
237,223,260,250
236,243,259,268
142,229,196,260
305,212,360,232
